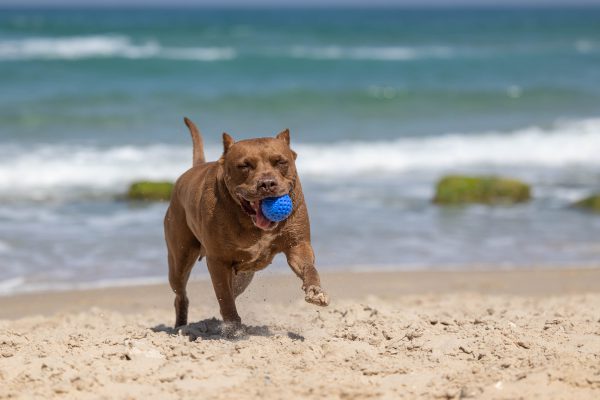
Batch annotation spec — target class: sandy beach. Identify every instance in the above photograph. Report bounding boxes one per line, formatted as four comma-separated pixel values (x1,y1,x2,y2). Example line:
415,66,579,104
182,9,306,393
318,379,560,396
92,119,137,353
1,268,600,399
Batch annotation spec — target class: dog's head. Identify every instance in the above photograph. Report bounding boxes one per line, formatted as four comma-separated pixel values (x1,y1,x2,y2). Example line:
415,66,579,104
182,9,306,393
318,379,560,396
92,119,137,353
219,129,298,231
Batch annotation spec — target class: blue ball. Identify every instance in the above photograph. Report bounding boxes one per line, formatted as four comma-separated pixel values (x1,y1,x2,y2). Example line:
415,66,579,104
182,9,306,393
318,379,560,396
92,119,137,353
261,194,293,222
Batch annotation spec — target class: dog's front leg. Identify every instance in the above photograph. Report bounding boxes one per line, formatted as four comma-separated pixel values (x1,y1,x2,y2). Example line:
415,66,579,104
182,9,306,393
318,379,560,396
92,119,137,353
206,257,242,335
285,242,329,307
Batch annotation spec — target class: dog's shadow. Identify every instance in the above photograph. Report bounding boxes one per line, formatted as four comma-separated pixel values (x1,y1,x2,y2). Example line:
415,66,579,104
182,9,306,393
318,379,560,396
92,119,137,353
152,317,305,342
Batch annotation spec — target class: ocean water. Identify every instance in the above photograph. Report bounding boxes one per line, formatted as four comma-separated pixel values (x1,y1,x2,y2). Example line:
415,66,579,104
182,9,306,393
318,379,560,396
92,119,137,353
1,7,600,294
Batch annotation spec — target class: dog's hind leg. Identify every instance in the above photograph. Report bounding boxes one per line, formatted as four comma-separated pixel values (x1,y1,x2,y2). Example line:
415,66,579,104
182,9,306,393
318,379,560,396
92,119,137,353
232,271,254,299
165,206,201,328
167,240,201,328
206,257,244,336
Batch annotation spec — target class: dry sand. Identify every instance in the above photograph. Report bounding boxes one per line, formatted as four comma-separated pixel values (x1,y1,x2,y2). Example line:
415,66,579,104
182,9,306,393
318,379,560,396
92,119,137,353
1,269,600,399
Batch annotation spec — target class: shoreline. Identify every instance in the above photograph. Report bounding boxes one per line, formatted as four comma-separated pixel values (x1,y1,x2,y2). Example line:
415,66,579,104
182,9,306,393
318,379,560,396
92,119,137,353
2,267,600,320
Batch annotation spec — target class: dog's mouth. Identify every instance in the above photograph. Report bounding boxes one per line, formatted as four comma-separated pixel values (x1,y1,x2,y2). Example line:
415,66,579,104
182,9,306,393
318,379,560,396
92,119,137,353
238,196,278,231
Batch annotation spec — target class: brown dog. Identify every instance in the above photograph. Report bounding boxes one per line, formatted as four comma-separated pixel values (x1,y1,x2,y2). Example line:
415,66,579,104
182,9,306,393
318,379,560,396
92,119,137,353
164,118,329,335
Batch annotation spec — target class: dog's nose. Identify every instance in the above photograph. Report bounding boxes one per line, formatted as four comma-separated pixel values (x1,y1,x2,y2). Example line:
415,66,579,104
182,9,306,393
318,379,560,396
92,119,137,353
257,178,278,193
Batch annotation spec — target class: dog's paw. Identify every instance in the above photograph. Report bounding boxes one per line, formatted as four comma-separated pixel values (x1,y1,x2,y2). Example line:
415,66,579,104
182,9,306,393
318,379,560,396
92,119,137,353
304,285,329,307
221,321,245,339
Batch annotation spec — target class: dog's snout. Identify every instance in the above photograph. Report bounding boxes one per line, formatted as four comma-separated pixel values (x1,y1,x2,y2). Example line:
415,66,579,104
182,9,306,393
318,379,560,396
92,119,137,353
257,177,278,193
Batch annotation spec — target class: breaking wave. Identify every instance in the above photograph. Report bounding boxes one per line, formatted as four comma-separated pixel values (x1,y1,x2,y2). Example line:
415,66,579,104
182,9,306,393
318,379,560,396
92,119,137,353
0,35,236,61
1,118,599,201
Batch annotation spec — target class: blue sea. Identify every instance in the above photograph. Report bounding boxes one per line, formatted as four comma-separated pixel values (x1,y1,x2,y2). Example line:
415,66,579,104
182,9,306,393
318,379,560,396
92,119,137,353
1,7,600,294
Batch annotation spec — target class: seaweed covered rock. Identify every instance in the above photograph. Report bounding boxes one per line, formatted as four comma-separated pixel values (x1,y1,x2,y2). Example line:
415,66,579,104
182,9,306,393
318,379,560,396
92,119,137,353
573,194,600,213
433,175,531,205
126,181,174,201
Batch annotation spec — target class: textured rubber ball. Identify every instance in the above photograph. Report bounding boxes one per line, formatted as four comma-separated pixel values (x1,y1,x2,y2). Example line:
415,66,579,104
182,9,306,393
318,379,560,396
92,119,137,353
261,194,293,222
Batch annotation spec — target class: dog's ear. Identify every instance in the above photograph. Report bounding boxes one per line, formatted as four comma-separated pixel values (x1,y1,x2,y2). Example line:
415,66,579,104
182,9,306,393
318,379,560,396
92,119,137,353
222,132,235,154
276,129,296,160
276,129,290,145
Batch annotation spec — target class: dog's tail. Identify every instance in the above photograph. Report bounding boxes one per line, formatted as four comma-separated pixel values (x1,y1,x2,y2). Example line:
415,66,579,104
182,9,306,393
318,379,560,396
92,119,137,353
183,117,206,166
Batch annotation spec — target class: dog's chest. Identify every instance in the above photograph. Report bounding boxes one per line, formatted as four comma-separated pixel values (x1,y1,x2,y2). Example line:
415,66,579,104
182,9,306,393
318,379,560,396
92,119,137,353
234,233,278,272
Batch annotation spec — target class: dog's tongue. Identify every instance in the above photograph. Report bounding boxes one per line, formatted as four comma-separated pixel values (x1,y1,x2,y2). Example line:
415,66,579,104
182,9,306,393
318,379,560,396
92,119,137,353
252,200,271,230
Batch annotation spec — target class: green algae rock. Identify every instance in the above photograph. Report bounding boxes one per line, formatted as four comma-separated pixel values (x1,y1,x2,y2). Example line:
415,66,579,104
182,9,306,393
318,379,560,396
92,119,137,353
126,181,174,201
433,175,531,205
573,194,600,213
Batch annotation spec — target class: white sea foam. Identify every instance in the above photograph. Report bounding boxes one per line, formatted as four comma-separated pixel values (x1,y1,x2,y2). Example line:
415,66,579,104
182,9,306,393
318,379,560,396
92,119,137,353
0,35,455,62
0,240,11,254
161,47,236,61
575,39,597,54
0,144,194,200
0,276,25,295
1,118,599,200
296,118,600,176
0,35,236,61
288,45,453,60
0,275,171,297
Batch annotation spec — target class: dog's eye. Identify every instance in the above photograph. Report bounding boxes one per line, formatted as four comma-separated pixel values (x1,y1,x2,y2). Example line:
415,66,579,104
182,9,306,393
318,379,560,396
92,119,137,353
237,162,252,170
276,159,288,166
